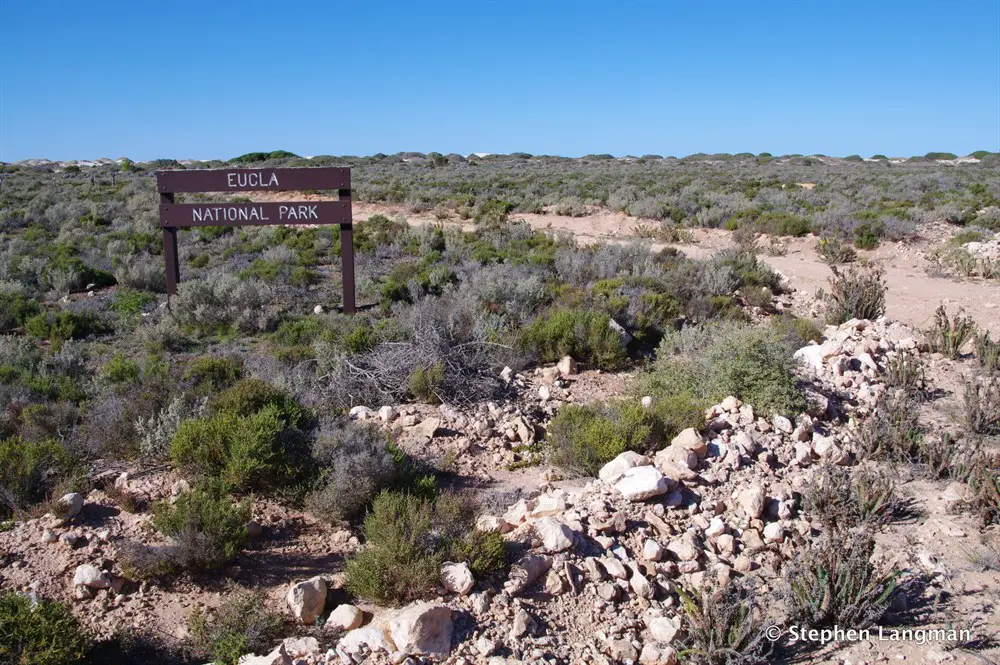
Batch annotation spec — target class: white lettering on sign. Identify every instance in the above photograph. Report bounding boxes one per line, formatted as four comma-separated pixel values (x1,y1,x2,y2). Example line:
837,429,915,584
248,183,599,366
191,206,270,223
278,205,319,221
226,171,280,189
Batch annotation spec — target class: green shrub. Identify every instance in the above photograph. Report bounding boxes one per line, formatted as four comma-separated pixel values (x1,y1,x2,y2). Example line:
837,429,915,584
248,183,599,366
786,531,900,629
0,592,90,665
185,356,244,391
0,294,41,331
770,313,822,347
148,479,250,572
853,222,882,249
964,377,1000,437
820,264,887,325
817,236,857,264
345,491,448,605
475,199,514,228
187,590,282,665
24,311,109,347
547,401,660,475
109,288,156,323
0,437,72,517
856,391,923,461
208,379,309,429
520,309,627,370
101,353,141,384
975,331,999,374
449,529,507,577
643,322,804,416
803,466,901,533
170,406,304,492
711,248,784,292
408,363,445,403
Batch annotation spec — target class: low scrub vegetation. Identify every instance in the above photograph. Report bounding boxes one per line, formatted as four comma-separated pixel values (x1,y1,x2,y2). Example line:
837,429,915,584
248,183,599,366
678,580,770,665
187,590,282,665
121,480,251,576
0,592,90,665
926,306,976,358
641,321,805,417
345,490,504,605
819,264,887,324
785,531,900,629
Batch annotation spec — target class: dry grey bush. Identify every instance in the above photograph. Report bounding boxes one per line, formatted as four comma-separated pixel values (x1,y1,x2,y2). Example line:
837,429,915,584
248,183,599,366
315,294,516,408
168,271,274,336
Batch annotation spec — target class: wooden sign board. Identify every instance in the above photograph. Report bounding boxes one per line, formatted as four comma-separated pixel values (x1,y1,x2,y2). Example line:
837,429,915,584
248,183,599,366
156,167,355,313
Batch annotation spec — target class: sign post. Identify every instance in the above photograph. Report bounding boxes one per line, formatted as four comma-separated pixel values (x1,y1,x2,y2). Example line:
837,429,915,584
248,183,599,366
156,167,355,313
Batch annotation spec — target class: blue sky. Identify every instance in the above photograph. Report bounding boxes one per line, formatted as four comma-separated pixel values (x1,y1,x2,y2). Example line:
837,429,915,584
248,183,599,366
1,0,998,161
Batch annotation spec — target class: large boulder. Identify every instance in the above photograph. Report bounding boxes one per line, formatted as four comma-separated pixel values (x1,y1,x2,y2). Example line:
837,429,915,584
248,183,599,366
504,554,553,595
654,445,699,481
57,493,84,519
670,428,707,459
285,576,327,625
73,564,111,589
614,466,671,501
599,451,651,484
534,517,575,552
327,604,364,632
737,486,767,520
386,603,454,660
441,562,474,595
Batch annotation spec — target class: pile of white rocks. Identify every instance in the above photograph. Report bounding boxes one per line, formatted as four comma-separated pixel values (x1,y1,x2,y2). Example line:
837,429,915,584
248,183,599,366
793,317,921,414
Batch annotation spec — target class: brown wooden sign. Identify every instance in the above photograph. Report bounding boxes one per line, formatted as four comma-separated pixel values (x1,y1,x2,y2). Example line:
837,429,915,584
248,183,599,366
156,166,350,193
156,167,355,313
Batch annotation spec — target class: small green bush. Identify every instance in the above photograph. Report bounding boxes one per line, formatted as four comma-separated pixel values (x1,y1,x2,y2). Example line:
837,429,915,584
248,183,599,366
408,363,445,403
101,353,141,384
520,309,627,370
0,437,72,517
24,311,109,347
817,236,857,264
170,406,304,492
145,480,250,572
187,590,282,665
643,322,805,416
449,529,507,577
547,401,660,475
925,305,976,359
964,377,1000,437
208,378,310,429
853,222,882,249
109,288,156,323
677,580,770,665
770,313,822,347
0,592,90,665
856,391,924,462
185,356,244,391
345,491,446,605
803,466,901,533
0,294,41,331
305,421,397,523
975,331,999,374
